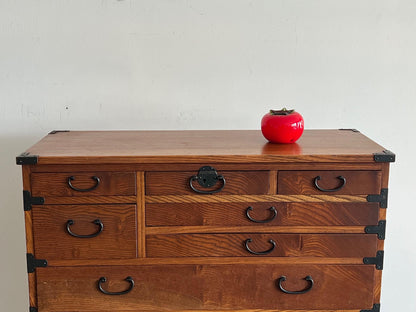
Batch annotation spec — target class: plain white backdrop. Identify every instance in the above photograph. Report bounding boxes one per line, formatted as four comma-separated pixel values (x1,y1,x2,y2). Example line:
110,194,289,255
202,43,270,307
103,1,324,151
1,1,415,311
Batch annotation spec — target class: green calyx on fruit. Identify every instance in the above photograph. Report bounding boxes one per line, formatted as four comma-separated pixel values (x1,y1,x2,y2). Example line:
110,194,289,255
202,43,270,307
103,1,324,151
270,108,295,116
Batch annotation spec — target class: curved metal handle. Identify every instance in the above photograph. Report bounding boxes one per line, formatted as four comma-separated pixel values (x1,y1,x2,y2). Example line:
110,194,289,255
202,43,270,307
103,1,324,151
98,276,134,295
314,175,346,192
246,206,277,223
67,176,101,192
277,275,314,294
66,219,103,238
244,238,276,255
189,175,226,194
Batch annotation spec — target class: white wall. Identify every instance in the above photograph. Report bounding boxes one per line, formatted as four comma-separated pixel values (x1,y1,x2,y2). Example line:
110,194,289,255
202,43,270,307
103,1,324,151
1,1,415,311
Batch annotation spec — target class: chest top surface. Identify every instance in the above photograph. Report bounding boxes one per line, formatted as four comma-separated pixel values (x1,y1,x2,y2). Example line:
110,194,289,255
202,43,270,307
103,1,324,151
22,129,390,165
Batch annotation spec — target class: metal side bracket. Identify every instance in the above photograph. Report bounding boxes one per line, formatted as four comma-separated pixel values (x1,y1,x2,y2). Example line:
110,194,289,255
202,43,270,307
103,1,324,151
365,220,386,240
23,191,44,211
361,303,380,312
27,253,47,273
363,251,384,270
367,188,388,208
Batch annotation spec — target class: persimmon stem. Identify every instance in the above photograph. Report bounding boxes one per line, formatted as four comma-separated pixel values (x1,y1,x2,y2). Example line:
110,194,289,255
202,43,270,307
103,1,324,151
270,108,294,115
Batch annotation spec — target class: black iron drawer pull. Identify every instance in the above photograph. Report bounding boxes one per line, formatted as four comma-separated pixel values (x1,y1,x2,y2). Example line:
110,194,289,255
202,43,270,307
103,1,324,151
189,166,226,194
67,176,101,192
244,238,276,255
246,206,277,223
314,175,346,192
277,275,314,294
66,219,103,238
98,276,134,295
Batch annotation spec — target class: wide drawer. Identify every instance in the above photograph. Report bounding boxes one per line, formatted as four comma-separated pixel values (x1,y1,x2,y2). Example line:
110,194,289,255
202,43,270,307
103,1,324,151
146,202,379,226
36,264,375,311
146,233,377,258
145,170,270,195
31,172,136,197
278,170,381,194
32,204,137,259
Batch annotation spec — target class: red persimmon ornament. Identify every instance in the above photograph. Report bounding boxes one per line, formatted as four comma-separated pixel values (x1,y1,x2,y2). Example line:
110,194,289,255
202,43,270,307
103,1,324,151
261,108,304,143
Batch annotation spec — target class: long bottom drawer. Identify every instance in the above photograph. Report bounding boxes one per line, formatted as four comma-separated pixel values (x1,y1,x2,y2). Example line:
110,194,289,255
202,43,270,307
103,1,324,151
37,264,374,311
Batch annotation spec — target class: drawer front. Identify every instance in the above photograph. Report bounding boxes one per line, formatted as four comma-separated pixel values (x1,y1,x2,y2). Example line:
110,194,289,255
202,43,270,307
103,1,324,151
31,172,136,197
278,170,381,195
146,202,379,226
146,234,377,258
145,170,270,195
32,204,137,259
36,264,374,311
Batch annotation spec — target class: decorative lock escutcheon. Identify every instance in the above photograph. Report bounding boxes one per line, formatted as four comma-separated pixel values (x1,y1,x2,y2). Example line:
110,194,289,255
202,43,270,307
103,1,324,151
189,166,226,194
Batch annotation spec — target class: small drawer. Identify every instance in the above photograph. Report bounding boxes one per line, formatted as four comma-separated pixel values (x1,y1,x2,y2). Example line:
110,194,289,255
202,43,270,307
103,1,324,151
37,264,374,310
32,204,137,259
146,202,379,226
31,172,136,197
146,233,377,258
146,170,270,195
278,170,381,195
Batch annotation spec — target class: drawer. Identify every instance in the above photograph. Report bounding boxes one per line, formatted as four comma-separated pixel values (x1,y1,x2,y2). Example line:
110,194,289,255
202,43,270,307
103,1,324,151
146,170,270,195
278,170,381,194
32,204,137,259
146,233,377,258
146,202,379,226
36,264,374,311
31,172,136,197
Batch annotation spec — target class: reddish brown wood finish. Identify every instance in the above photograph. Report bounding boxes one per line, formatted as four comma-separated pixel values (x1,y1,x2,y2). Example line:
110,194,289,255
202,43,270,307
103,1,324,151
137,172,146,257
36,264,374,311
145,202,379,227
25,130,387,164
146,234,377,258
22,166,38,308
145,171,270,195
32,205,137,259
18,130,393,312
31,172,136,197
278,171,381,195
29,161,383,173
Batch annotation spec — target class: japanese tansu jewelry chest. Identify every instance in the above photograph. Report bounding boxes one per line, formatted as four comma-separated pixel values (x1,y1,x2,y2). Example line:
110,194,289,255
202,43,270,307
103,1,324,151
16,129,395,312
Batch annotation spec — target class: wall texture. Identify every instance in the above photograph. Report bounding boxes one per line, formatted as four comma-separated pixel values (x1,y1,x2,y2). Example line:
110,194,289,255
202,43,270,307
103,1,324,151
1,0,415,311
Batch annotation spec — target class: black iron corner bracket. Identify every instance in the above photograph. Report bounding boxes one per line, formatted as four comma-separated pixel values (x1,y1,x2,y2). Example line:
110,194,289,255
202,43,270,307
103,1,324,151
16,152,38,165
339,128,360,132
365,220,386,240
367,188,388,208
27,253,47,273
23,191,44,211
30,307,38,312
49,130,70,134
374,150,396,163
361,303,381,312
363,251,384,270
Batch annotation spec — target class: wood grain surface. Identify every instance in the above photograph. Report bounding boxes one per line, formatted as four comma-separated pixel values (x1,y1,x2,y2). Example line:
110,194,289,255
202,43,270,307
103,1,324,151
145,171,270,195
145,194,368,204
31,172,136,197
145,202,379,227
32,204,137,259
36,264,375,311
19,129,393,312
278,171,381,195
22,166,38,308
46,257,367,267
24,130,388,164
145,233,377,258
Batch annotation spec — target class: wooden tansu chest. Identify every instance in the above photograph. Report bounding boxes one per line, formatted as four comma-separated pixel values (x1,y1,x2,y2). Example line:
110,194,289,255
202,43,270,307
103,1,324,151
17,129,395,312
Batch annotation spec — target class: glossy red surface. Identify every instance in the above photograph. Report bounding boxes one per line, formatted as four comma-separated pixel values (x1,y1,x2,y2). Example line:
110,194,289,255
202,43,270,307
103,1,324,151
261,109,304,143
